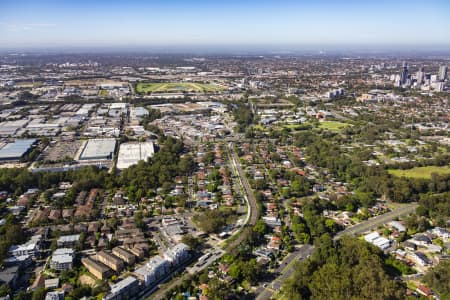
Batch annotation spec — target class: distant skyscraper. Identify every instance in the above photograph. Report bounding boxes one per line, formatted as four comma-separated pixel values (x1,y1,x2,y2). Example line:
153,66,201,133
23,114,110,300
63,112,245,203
416,66,425,85
439,65,448,81
399,61,409,85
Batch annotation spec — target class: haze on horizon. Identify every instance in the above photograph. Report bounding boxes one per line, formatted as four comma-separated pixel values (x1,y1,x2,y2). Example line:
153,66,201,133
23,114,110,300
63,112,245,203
1,0,450,52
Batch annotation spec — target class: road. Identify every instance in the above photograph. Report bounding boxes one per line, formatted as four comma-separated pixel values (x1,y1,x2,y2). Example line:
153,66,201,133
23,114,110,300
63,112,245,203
255,245,315,300
187,249,225,274
146,248,226,300
254,203,418,300
226,142,260,251
145,142,258,299
333,203,418,240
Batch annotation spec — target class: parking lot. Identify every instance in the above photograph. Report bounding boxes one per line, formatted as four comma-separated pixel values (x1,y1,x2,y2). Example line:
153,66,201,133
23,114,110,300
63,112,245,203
41,140,82,162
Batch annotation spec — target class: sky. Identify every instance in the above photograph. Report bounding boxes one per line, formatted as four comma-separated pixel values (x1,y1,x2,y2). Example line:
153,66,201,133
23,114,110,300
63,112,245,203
0,0,449,52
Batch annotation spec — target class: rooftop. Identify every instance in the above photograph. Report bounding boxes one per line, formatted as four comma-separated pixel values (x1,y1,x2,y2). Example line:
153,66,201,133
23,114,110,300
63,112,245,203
108,276,138,295
0,139,36,160
116,141,154,169
79,138,116,160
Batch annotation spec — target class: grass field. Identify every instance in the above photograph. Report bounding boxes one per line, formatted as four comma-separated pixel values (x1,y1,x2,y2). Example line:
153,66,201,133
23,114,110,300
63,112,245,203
282,123,314,131
136,82,225,94
318,121,350,131
388,165,450,179
98,89,109,97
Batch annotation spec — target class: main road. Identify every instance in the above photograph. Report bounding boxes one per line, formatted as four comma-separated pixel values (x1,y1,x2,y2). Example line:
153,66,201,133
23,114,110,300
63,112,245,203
256,244,315,300
333,202,418,241
255,202,418,300
225,142,260,251
146,142,259,299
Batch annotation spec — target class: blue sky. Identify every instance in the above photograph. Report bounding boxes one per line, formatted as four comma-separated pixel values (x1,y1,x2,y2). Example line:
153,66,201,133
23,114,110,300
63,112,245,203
0,0,449,50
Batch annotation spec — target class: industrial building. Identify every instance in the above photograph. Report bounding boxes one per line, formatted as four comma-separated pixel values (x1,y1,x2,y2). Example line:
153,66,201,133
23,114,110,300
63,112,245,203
130,106,149,120
79,138,116,160
0,119,29,136
116,141,154,169
0,139,37,161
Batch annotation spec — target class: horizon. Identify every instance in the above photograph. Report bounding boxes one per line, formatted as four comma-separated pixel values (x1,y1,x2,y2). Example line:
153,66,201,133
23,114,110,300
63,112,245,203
1,0,450,52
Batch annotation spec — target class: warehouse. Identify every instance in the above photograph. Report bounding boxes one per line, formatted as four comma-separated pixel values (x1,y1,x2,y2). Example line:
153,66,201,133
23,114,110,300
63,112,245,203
0,119,29,137
0,139,37,161
116,141,154,169
79,138,116,160
130,106,149,120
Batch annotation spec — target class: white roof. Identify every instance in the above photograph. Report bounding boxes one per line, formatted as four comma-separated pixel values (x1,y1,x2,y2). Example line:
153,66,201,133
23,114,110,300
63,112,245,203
116,142,154,169
364,231,380,242
163,243,189,262
80,139,116,160
53,248,74,256
135,255,168,277
388,221,406,232
109,276,137,294
51,254,73,264
373,237,390,246
146,255,167,269
57,234,80,243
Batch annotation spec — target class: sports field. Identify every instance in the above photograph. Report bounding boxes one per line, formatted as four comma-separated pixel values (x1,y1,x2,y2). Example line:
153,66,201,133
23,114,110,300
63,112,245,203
318,121,350,131
388,165,450,179
136,82,225,93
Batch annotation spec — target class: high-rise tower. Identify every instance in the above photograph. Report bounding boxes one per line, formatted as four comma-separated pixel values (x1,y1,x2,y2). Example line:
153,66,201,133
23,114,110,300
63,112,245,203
399,61,409,85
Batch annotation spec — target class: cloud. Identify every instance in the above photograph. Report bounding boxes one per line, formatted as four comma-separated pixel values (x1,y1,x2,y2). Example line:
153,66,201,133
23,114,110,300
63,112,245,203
1,23,57,32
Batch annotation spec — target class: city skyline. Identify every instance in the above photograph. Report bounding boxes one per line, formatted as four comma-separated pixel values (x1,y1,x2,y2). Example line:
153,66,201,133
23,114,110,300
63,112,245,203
1,0,450,51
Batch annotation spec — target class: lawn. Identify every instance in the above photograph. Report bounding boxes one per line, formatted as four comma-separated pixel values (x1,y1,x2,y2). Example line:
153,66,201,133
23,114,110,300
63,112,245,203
318,121,350,131
136,82,225,93
388,165,450,179
98,89,109,97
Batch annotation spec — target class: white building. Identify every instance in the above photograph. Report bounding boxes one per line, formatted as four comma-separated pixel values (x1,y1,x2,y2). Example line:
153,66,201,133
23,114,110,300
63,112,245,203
163,243,189,266
431,227,450,239
116,142,154,170
388,221,406,232
103,276,139,300
130,106,149,119
50,248,74,271
9,235,42,258
57,234,80,247
134,255,169,286
364,231,391,250
79,139,117,161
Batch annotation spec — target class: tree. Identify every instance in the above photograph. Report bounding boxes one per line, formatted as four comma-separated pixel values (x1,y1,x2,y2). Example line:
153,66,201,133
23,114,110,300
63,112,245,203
0,284,11,297
423,261,450,299
181,234,201,250
31,288,46,300
13,291,28,300
193,210,231,234
134,211,145,230
282,236,405,300
253,220,267,236
228,263,242,280
206,277,229,300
